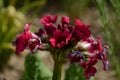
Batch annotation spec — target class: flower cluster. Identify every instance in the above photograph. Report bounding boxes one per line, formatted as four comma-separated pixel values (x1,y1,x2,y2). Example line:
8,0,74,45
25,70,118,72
13,15,109,79
67,36,109,79
13,23,43,54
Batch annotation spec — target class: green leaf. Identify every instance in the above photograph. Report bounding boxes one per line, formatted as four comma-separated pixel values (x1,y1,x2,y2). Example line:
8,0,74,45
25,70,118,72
65,63,86,80
22,52,52,80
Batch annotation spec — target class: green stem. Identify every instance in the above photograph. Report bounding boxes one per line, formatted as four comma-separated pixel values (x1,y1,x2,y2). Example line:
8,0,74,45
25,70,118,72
52,60,63,80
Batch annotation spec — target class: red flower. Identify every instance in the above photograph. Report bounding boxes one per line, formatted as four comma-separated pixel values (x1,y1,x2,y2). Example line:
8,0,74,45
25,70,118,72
44,23,56,36
50,29,72,48
58,23,73,33
74,19,91,41
58,16,73,33
27,33,42,54
85,37,109,71
35,28,46,37
13,23,42,54
80,59,97,79
91,37,109,70
74,36,109,79
61,16,69,24
40,15,57,36
40,15,57,25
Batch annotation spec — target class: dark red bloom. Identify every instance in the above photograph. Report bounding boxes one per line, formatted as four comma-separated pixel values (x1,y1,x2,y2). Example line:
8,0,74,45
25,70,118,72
35,28,48,43
74,19,91,41
58,16,73,33
40,15,57,36
90,36,103,53
84,66,97,79
40,15,57,25
61,16,69,24
80,59,97,79
35,28,46,37
85,36,109,71
74,36,109,79
58,23,74,33
91,37,108,70
13,23,42,54
27,33,42,54
58,24,69,32
44,23,56,36
50,29,72,48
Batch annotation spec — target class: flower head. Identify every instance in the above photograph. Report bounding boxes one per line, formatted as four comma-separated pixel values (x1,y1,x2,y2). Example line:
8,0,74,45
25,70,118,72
68,35,109,79
13,15,109,80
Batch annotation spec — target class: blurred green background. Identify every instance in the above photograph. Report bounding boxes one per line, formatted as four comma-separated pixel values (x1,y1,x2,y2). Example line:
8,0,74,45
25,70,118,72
0,0,120,80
